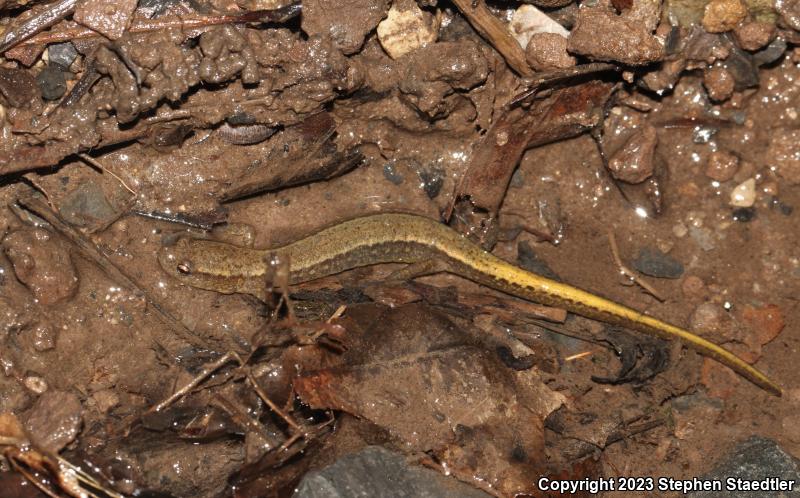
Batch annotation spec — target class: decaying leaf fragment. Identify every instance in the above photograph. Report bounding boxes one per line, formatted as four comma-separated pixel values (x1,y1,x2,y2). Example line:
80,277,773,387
294,303,566,496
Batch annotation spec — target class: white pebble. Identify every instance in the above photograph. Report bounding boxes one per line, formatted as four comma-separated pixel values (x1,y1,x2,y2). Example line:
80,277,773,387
377,0,438,59
509,4,569,49
729,178,756,207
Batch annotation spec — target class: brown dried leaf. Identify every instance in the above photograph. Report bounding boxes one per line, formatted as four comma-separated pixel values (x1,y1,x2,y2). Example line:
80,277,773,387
452,81,614,220
293,303,565,497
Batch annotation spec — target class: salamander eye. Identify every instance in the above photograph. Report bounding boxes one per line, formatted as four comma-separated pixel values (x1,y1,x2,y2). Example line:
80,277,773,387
177,262,192,275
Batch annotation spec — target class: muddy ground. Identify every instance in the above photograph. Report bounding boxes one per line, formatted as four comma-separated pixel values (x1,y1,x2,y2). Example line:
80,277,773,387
0,0,799,497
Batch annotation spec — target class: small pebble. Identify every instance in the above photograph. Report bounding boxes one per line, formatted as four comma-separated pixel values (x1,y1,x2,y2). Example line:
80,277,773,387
377,0,437,59
137,0,181,18
510,169,525,188
704,150,739,182
607,124,658,184
723,47,760,90
689,226,715,251
689,303,725,336
36,64,67,101
216,122,276,145
692,125,718,144
703,66,735,102
59,182,119,228
383,162,404,185
91,389,120,414
672,222,688,238
681,275,707,300
3,229,79,305
670,394,723,440
731,206,756,222
416,166,444,199
729,178,756,207
30,322,56,351
690,436,800,494
633,247,684,279
24,390,82,453
766,128,800,185
742,304,785,345
47,42,78,68
753,38,787,67
702,0,747,33
733,21,776,51
525,32,576,71
23,375,48,394
511,4,570,49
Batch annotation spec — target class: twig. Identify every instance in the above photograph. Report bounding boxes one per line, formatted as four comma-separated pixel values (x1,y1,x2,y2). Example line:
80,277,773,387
12,4,301,49
449,0,532,77
0,0,77,54
21,174,54,207
564,351,593,361
246,371,300,430
148,351,241,414
509,62,620,107
607,230,665,302
58,61,101,109
78,153,136,195
573,417,665,460
148,350,303,435
6,446,125,498
14,193,211,351
522,318,615,350
211,394,282,449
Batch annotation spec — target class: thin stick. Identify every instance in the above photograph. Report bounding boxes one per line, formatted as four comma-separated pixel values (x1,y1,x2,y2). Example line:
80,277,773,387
449,0,532,77
0,0,77,53
246,372,300,430
211,394,282,449
12,4,301,49
15,193,210,351
7,458,62,498
564,351,593,361
148,352,239,414
78,153,136,195
607,230,665,302
509,62,620,107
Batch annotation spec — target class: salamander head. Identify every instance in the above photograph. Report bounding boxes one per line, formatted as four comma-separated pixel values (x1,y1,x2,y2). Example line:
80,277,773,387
157,235,267,299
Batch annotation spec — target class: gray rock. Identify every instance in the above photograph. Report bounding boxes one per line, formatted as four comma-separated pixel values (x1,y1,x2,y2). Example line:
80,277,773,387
293,446,491,498
753,38,787,67
36,64,67,101
690,436,800,498
417,165,444,199
383,162,405,185
689,226,716,251
633,247,684,279
47,42,78,68
58,182,119,228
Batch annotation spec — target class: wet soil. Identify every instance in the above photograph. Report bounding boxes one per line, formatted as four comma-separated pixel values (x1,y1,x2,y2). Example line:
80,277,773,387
0,0,799,497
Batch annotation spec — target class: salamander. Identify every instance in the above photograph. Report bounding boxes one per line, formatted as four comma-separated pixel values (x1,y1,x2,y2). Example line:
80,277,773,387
158,212,782,396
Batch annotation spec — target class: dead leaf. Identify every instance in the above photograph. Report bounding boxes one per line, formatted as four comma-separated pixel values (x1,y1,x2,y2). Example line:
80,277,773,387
294,303,565,497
